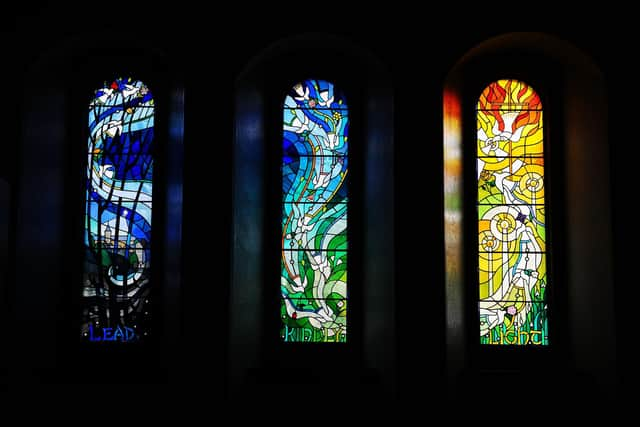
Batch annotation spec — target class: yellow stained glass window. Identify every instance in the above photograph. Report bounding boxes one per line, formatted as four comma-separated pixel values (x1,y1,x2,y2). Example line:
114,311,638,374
477,79,548,345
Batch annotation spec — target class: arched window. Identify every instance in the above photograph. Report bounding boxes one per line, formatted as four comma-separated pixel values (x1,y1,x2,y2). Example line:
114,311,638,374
444,33,615,395
476,80,548,346
11,37,183,381
231,35,394,394
281,80,348,343
81,77,154,343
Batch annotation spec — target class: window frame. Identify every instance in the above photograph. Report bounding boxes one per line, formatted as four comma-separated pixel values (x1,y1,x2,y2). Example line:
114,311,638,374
230,35,395,392
66,50,180,379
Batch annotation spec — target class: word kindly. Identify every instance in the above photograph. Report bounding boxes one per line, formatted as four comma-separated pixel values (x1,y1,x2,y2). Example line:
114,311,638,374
282,325,346,343
88,324,137,342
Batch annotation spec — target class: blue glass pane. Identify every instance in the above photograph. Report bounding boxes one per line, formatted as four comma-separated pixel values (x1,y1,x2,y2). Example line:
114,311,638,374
82,78,154,343
281,80,348,343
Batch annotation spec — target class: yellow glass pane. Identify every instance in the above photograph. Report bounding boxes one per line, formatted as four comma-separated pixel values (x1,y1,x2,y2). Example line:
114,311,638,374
477,79,548,346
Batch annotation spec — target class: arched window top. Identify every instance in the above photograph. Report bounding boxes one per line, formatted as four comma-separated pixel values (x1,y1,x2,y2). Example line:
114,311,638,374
477,79,542,111
92,77,154,106
284,79,348,109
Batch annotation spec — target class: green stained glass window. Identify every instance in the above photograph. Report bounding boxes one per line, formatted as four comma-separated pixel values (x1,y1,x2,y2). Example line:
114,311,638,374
281,80,348,342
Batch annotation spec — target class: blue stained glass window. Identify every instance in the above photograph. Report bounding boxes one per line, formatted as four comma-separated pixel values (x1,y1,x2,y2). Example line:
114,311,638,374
280,80,348,343
81,78,154,343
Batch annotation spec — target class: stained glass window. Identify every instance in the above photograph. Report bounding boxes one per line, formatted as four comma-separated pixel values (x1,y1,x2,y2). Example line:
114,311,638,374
281,80,348,343
477,79,548,346
81,78,154,343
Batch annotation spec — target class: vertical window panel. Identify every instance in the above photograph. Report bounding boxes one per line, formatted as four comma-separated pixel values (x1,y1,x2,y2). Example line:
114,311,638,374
81,78,154,342
476,79,548,346
281,80,348,342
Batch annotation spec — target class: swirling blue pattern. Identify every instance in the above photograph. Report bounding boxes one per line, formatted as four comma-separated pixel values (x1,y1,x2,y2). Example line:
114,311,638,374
81,78,154,342
280,80,348,342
